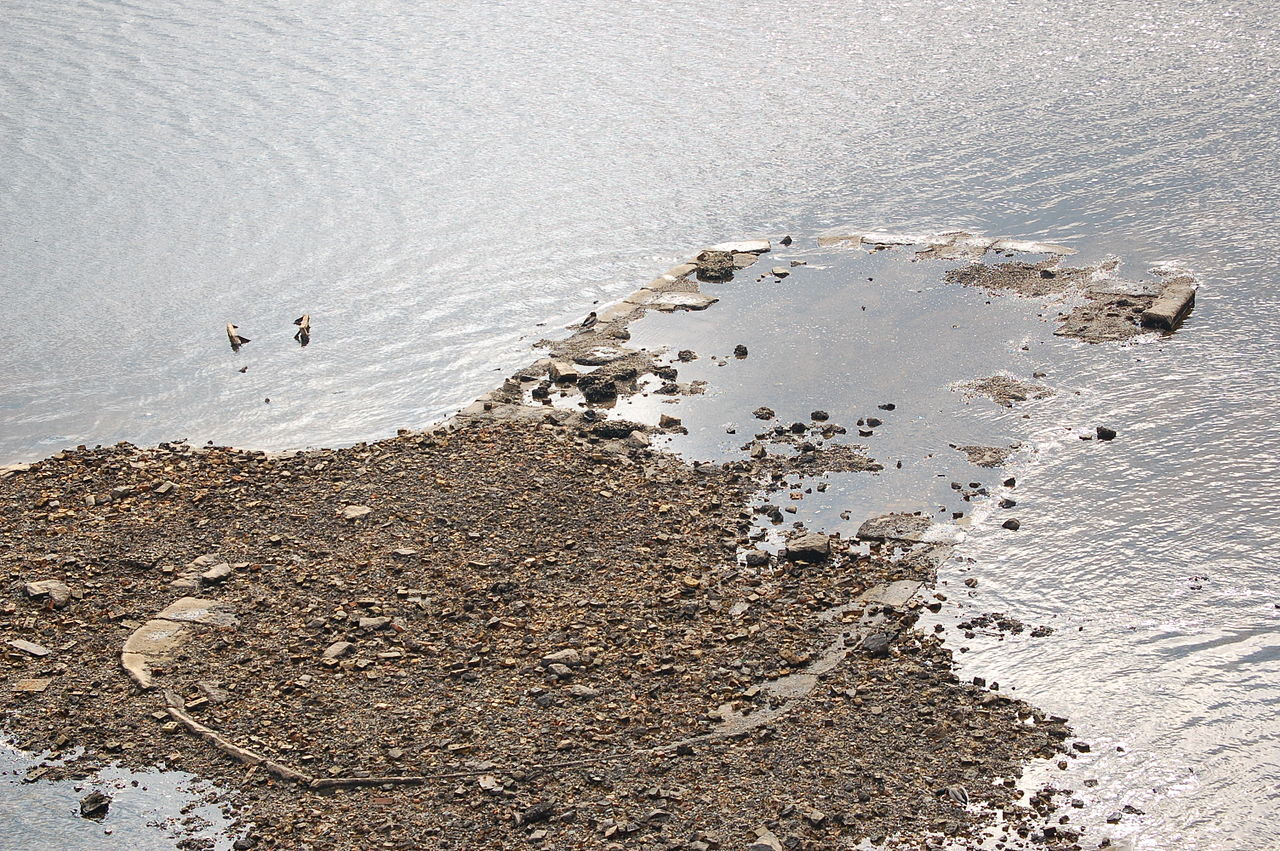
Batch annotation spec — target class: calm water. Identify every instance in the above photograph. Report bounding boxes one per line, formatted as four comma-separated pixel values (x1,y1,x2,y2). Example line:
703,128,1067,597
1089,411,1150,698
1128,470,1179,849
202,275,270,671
2,0,1278,848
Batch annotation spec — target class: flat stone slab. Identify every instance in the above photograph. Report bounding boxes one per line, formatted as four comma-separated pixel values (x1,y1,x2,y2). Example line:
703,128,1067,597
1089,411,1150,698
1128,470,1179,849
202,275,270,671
855,513,933,542
707,239,770,254
24,579,72,608
7,639,51,657
859,580,923,610
650,292,718,312
156,597,239,627
1141,278,1196,330
0,464,32,479
121,619,191,688
573,347,629,366
340,505,372,520
14,678,52,692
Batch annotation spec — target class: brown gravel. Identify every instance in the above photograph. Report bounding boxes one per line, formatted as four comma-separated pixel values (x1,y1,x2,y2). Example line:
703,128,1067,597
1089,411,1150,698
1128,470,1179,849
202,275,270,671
0,416,1075,850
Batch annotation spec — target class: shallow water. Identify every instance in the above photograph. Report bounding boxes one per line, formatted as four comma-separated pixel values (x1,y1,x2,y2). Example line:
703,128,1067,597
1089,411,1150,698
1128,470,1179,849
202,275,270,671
2,0,1279,847
0,741,233,851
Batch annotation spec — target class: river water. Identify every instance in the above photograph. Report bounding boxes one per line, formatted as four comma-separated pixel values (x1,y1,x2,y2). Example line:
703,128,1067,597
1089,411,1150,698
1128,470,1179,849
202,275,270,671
2,0,1278,848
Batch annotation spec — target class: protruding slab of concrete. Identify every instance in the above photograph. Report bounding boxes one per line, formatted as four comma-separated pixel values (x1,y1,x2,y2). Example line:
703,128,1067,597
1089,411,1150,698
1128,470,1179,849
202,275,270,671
707,239,770,254
859,580,923,609
855,513,933,542
650,292,718,311
1141,277,1196,330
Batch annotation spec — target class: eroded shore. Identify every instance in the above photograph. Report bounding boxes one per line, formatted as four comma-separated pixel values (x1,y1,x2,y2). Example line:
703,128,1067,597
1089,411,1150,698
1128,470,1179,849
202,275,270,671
0,230,1197,850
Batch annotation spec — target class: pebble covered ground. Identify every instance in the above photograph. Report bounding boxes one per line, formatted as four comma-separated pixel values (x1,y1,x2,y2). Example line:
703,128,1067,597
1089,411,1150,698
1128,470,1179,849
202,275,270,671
1,419,1075,850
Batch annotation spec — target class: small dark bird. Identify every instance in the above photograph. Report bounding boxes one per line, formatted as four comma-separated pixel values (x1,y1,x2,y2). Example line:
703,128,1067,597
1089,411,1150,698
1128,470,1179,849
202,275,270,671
293,314,311,347
225,323,250,351
238,366,248,373
580,311,598,329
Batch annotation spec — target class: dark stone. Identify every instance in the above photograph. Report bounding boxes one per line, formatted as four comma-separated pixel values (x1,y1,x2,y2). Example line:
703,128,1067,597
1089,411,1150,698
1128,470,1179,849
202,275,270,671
1002,518,1021,531
591,420,647,440
753,407,775,420
861,632,892,658
1096,426,1117,441
878,403,896,411
780,235,793,246
696,250,734,281
733,344,748,357
810,410,829,421
784,532,831,562
79,790,110,819
521,802,555,824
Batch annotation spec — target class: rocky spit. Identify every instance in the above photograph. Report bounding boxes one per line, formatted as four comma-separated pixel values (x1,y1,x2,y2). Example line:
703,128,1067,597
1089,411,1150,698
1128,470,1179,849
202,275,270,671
0,230,1197,850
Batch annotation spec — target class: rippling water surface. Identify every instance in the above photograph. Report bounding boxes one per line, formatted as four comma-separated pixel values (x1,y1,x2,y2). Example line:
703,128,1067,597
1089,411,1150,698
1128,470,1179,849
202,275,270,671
2,0,1278,847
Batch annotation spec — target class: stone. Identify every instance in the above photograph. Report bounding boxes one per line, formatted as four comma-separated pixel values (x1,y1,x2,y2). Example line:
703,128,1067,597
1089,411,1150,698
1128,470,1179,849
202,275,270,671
341,505,372,520
7,639,50,657
200,562,233,583
784,532,831,562
732,253,758,269
742,549,769,567
14,678,52,692
358,616,391,630
1096,426,1117,441
573,347,628,366
122,619,191,687
0,463,33,479
658,414,682,429
548,360,579,382
520,802,555,825
749,826,784,851
156,597,238,627
695,250,734,281
24,579,71,608
707,239,771,254
856,513,932,542
810,410,829,421
771,267,790,278
1002,518,1021,531
733,344,748,357
753,407,775,420
323,641,354,659
79,790,110,819
546,663,573,678
542,649,581,667
1140,279,1196,330
569,684,598,699
861,632,892,658
651,292,718,311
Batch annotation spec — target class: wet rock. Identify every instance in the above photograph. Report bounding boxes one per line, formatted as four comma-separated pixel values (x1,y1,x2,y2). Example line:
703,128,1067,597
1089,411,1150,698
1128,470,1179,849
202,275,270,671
574,347,628,366
578,373,618,403
652,292,718,311
952,444,1016,467
732,253,759,269
707,239,771,254
658,414,682,429
24,579,71,608
79,790,110,819
780,235,793,246
753,407,775,420
1096,426,1117,441
1002,519,1021,531
810,410,829,421
771,267,790,278
742,549,769,567
1140,278,1196,330
784,532,831,562
696,250,735,281
733,344,748,358
856,513,932,542
340,505,372,521
677,350,696,362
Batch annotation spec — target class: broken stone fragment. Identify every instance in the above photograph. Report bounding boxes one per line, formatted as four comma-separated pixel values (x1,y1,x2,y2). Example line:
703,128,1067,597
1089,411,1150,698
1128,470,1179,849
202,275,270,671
1140,278,1196,330
7,638,51,657
573,347,627,366
658,414,682,429
707,239,770,254
547,360,579,383
358,616,391,630
542,648,581,667
651,292,718,311
752,407,775,420
784,532,831,562
861,632,892,658
24,579,71,608
200,562,233,583
340,505,372,520
79,790,110,819
322,641,354,659
741,549,769,567
856,513,932,542
749,826,784,851
771,266,790,278
732,253,758,269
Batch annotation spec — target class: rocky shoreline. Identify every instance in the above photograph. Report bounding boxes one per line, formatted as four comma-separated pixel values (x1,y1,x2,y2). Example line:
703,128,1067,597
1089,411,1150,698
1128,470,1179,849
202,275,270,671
1,231,1196,850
